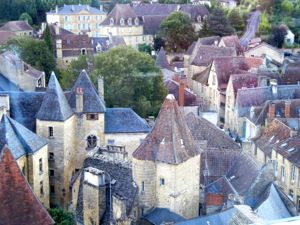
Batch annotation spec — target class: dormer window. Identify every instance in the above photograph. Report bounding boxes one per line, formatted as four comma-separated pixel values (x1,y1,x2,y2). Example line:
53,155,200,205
110,18,114,26
134,18,139,26
120,18,125,26
128,18,132,26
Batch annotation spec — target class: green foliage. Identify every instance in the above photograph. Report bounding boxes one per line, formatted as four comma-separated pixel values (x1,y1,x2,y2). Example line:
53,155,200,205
268,24,288,48
198,18,211,37
227,9,245,34
259,0,274,12
4,37,56,79
208,7,234,37
138,43,152,54
259,12,271,35
48,208,75,225
19,13,33,25
160,11,196,52
92,46,167,117
281,0,293,16
43,25,53,53
153,36,165,51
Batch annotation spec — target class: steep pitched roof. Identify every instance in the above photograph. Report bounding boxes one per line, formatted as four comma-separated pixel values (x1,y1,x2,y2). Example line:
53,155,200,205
0,30,16,45
0,74,21,91
179,4,209,21
37,72,73,121
47,4,106,14
0,20,33,32
68,70,106,113
219,35,243,55
142,15,166,35
185,112,240,150
105,108,150,133
132,94,200,164
230,73,258,97
0,115,47,159
143,208,185,225
197,36,220,46
0,146,54,225
156,47,171,70
134,3,177,16
283,63,300,85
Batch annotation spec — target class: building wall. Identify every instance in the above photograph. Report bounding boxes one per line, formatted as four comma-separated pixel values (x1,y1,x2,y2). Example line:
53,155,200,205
225,78,235,130
105,133,147,160
15,29,33,37
251,144,267,166
245,45,284,65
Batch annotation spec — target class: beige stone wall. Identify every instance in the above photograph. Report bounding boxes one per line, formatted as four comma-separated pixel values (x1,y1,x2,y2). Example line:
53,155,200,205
132,159,156,213
71,171,82,211
156,155,200,219
105,133,147,160
251,145,267,166
113,196,127,220
245,45,284,65
99,25,143,37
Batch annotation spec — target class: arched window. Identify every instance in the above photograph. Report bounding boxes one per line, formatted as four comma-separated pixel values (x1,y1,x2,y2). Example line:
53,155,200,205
87,135,97,149
120,18,125,26
134,18,139,26
128,18,132,26
110,18,114,26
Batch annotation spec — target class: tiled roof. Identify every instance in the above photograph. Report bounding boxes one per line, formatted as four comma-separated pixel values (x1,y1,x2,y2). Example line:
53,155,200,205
0,30,16,45
230,73,258,96
47,4,106,14
197,36,220,46
68,70,106,113
105,108,150,133
179,4,209,20
0,146,54,225
132,94,200,164
185,112,241,150
219,35,243,55
134,3,177,16
37,72,74,121
76,155,137,224
186,41,196,55
0,115,47,159
155,47,172,70
283,63,300,85
142,15,166,35
143,208,185,225
0,20,33,32
0,74,21,91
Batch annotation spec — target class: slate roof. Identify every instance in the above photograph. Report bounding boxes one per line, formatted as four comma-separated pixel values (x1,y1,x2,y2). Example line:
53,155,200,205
132,94,200,164
185,112,240,150
0,146,54,225
186,41,197,55
134,3,177,16
37,72,74,121
180,4,209,21
47,4,106,14
155,47,171,70
0,30,16,45
197,36,220,46
0,115,47,159
143,208,185,225
283,63,300,85
142,15,166,35
105,108,150,133
219,35,243,55
0,74,21,91
0,20,33,32
68,70,106,113
75,155,137,224
230,73,258,96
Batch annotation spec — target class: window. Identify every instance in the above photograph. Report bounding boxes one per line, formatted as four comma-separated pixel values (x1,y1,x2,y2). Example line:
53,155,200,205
48,127,54,137
160,178,165,186
50,185,55,194
49,152,54,160
141,181,145,192
39,158,43,173
110,18,114,25
128,18,132,25
40,181,44,196
289,189,294,200
120,18,125,26
254,147,257,156
64,16,68,21
86,113,98,120
87,135,97,149
50,169,55,177
274,160,278,177
281,166,285,182
22,166,26,175
291,165,296,183
108,139,115,145
78,24,81,30
78,16,80,21
134,17,139,25
81,48,86,55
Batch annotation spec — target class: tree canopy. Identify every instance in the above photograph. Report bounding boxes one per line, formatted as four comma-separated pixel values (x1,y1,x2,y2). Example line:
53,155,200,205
19,13,33,25
268,24,288,48
160,11,196,52
48,208,75,225
92,46,167,117
259,12,271,35
227,9,245,35
208,7,235,37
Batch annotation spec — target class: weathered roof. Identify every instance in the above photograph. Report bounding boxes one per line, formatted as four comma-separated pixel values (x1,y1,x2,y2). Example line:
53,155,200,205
0,20,33,32
179,4,209,21
185,112,240,150
155,47,171,70
186,41,197,55
197,36,220,46
0,146,54,225
133,94,200,164
47,4,106,14
68,70,106,113
230,73,258,96
76,155,137,224
142,15,166,35
0,74,21,91
0,115,47,159
105,108,150,133
0,30,16,45
143,208,185,225
37,72,73,121
219,35,243,55
134,3,177,16
283,63,300,85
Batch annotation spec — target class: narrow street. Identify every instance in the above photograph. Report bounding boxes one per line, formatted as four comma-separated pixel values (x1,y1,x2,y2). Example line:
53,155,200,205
240,10,261,48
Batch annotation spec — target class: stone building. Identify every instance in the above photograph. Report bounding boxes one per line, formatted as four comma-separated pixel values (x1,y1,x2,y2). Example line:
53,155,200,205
0,51,46,91
0,145,54,225
0,113,50,208
0,20,33,37
46,4,107,37
132,94,201,219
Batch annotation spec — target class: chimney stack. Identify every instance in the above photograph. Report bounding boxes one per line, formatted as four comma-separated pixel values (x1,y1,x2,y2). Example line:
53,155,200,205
55,5,58,13
83,167,106,225
270,79,278,97
98,77,104,98
76,87,83,113
285,100,291,118
179,78,186,107
268,102,275,119
100,4,103,11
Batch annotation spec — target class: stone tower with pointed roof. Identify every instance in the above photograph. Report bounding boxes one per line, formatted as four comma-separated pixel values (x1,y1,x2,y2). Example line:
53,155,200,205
132,94,201,219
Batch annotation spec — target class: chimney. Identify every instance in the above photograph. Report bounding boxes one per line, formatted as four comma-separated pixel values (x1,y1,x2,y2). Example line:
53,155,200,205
285,100,291,118
55,5,58,13
179,77,186,107
108,32,113,44
55,39,62,58
76,87,83,113
270,79,278,97
176,5,180,11
268,102,275,119
83,167,106,225
54,24,60,35
98,77,104,98
100,4,103,11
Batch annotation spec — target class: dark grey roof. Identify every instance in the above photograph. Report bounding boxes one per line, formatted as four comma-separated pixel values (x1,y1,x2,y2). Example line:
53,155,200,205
143,15,166,35
0,74,21,91
0,20,33,32
143,208,185,225
37,73,73,121
0,115,47,159
47,4,106,15
134,3,177,16
105,108,150,133
68,70,106,113
76,156,137,224
156,47,172,70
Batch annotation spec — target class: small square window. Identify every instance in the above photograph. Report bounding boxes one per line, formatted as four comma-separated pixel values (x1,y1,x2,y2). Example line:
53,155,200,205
49,152,54,160
40,181,44,195
50,169,55,177
48,127,54,137
160,178,165,186
39,158,43,173
86,113,98,120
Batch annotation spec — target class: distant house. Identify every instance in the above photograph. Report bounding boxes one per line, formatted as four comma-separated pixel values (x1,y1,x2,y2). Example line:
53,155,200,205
218,35,244,56
0,31,17,45
285,29,295,45
0,20,33,37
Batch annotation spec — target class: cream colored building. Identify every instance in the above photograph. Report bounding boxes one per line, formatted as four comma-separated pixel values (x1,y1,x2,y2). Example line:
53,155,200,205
46,4,107,37
0,20,33,37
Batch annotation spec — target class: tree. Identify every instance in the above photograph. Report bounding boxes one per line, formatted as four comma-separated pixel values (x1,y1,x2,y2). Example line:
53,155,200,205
43,25,53,53
138,43,152,54
19,13,33,25
160,11,196,52
259,0,274,12
208,7,235,37
154,36,165,51
258,12,271,35
227,9,245,34
198,18,211,37
92,46,167,117
48,208,75,225
269,24,288,48
281,0,293,16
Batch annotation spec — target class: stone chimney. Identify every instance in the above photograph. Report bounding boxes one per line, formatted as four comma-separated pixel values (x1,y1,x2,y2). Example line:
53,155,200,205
179,77,186,107
83,167,106,225
98,77,104,98
55,5,59,13
0,95,10,119
76,87,83,113
268,102,275,119
285,100,291,118
270,79,278,97
100,4,103,11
